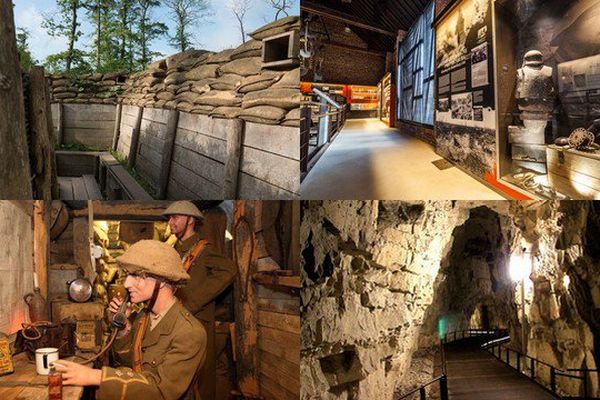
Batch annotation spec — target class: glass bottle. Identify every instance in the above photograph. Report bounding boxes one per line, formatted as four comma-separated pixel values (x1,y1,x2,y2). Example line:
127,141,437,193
48,365,63,400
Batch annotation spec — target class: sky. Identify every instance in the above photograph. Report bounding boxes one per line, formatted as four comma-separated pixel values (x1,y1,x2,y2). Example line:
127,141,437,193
13,0,299,63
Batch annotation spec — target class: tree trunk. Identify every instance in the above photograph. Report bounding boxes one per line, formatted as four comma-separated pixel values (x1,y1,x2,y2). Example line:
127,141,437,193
140,6,148,66
0,0,33,198
95,3,101,69
66,0,78,72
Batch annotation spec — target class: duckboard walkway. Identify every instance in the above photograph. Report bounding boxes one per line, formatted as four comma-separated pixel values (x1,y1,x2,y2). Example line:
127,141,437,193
444,338,558,400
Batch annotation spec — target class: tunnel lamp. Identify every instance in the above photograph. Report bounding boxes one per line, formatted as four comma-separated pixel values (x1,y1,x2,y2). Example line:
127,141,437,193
509,252,530,282
563,275,570,289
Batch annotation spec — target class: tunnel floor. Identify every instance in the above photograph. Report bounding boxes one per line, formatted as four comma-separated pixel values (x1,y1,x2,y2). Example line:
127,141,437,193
300,119,506,200
445,340,558,400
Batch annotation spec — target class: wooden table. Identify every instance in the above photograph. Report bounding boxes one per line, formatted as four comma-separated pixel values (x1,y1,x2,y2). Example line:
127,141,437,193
0,353,84,400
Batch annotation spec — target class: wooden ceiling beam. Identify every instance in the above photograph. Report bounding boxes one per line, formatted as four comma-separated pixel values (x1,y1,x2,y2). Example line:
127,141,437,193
301,0,397,37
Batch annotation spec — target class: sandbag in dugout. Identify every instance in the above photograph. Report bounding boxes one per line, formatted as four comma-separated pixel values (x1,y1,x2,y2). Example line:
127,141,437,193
272,68,299,89
237,71,282,93
249,16,300,40
184,64,219,81
206,48,235,64
210,74,243,91
219,57,262,77
238,105,287,125
230,40,263,60
195,90,242,107
210,106,242,119
242,87,301,110
282,108,300,127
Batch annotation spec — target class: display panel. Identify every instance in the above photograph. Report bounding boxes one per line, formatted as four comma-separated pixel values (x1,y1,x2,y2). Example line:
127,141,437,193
434,0,496,179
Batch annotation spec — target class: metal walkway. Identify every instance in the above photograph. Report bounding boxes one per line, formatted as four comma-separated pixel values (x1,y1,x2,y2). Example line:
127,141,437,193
445,339,558,400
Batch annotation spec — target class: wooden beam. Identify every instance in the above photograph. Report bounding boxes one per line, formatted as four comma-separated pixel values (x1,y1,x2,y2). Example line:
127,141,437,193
33,201,48,300
324,40,387,56
223,119,244,199
301,0,396,37
127,107,143,169
111,103,122,151
0,0,32,198
71,201,171,220
253,272,301,289
157,109,179,200
233,201,260,397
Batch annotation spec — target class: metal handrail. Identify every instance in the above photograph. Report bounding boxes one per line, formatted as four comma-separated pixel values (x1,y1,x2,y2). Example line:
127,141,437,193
396,375,448,400
482,341,600,399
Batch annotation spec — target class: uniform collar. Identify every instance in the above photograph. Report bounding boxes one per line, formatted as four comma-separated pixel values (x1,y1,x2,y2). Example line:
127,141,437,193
142,300,182,348
175,232,201,254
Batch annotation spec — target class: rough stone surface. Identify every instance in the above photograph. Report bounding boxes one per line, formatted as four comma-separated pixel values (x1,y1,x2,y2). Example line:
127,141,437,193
301,201,600,399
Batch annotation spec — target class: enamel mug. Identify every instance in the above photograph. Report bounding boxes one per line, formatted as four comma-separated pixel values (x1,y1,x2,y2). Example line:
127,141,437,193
35,347,59,375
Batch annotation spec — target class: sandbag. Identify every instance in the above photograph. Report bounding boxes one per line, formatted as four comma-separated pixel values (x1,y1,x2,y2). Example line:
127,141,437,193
249,16,299,40
190,83,212,95
272,68,299,89
195,90,242,107
242,87,300,110
185,64,219,81
282,108,300,126
238,106,287,125
167,49,209,69
210,74,243,91
219,57,262,77
206,48,235,64
177,101,195,113
147,59,167,71
176,91,200,104
191,105,215,115
165,72,187,86
209,106,241,119
157,91,175,101
231,40,263,60
237,71,281,93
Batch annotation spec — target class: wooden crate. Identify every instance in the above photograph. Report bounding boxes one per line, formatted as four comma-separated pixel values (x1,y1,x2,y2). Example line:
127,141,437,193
546,145,600,199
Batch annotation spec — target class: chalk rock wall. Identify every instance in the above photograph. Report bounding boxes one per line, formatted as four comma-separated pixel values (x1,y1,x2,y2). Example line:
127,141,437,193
120,16,301,127
47,72,129,104
301,200,600,399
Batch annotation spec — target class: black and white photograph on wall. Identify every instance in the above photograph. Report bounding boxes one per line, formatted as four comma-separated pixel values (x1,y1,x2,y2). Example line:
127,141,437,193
471,43,489,87
439,97,450,112
451,92,474,120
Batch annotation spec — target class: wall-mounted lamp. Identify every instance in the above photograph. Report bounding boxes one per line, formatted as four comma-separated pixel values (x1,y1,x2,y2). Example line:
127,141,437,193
510,247,531,355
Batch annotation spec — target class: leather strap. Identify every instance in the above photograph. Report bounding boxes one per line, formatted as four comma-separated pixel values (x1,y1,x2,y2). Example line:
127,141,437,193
183,239,209,272
132,280,161,372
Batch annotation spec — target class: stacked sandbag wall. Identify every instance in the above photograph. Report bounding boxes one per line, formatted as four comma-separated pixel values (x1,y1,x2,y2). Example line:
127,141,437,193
116,17,301,199
48,72,129,149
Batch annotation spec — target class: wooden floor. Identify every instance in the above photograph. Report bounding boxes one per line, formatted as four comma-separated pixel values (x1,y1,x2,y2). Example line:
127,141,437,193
445,339,558,400
58,175,103,200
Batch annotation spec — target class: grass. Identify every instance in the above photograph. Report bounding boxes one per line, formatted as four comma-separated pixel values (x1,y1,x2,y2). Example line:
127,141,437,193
110,149,158,199
56,142,95,151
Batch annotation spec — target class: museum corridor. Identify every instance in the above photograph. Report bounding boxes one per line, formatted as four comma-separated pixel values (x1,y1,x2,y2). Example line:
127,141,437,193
300,119,505,199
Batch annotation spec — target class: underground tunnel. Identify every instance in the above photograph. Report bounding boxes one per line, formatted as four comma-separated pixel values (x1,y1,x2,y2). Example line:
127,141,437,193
300,200,600,400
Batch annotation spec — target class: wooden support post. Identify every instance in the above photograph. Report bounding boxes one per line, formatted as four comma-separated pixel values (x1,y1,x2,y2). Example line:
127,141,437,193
33,201,48,299
28,66,55,201
0,0,32,198
233,201,260,397
111,103,122,151
73,217,95,281
127,106,143,169
157,110,179,199
223,119,244,198
56,102,64,146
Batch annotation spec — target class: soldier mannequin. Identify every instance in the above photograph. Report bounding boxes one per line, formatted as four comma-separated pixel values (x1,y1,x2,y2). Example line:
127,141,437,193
163,201,237,400
53,240,206,400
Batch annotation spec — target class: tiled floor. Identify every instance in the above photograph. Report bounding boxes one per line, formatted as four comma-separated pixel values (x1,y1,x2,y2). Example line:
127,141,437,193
301,119,506,200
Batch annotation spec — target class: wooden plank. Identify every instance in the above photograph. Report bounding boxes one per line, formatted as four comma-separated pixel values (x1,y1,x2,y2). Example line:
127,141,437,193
165,177,198,199
0,0,32,198
135,155,160,187
55,151,100,177
120,113,140,129
141,107,171,124
108,165,153,200
257,297,299,315
223,119,244,198
63,119,116,129
259,372,298,400
174,126,228,163
71,178,88,199
257,284,298,300
111,103,122,151
158,110,179,199
140,118,169,141
167,161,223,199
547,172,600,199
244,122,300,160
240,146,299,193
63,103,116,116
55,102,64,146
137,140,163,168
63,127,114,149
260,350,300,391
257,332,300,365
254,272,301,288
82,175,103,199
58,178,74,200
237,172,298,199
259,354,300,395
257,310,300,334
177,112,228,140
72,201,170,219
171,145,226,185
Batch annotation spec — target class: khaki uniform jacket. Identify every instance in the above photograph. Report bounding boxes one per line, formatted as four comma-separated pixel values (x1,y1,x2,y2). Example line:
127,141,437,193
96,301,206,400
174,232,237,400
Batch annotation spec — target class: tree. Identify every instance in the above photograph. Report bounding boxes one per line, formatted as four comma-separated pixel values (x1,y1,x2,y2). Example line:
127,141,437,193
264,0,295,20
228,0,252,44
164,0,212,52
42,0,85,72
16,28,37,71
136,0,168,68
85,0,117,71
